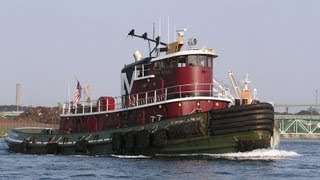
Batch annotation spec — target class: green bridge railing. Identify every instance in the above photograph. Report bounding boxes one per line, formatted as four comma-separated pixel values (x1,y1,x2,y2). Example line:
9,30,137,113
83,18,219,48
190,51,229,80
275,115,320,134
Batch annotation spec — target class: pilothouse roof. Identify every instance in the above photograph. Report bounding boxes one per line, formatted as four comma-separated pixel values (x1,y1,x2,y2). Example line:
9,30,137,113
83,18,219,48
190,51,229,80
150,48,218,62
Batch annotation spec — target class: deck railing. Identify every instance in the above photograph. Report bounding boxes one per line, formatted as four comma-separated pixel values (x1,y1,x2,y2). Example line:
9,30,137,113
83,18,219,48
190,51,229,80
62,83,224,115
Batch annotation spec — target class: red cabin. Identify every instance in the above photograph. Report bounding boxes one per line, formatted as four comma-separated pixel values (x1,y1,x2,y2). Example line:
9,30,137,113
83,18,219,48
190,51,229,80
60,29,232,133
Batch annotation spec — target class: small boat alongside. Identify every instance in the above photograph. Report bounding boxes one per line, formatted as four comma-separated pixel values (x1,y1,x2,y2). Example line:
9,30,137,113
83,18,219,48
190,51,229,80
5,29,275,156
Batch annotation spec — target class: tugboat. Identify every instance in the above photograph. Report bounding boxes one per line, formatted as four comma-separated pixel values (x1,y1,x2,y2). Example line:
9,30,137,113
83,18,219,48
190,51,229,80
5,29,275,156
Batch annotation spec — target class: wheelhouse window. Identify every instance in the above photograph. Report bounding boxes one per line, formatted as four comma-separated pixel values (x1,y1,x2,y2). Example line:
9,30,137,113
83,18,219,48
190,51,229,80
175,55,213,68
177,56,186,67
169,58,177,68
163,59,171,68
207,56,213,68
186,55,213,68
199,55,207,67
136,65,142,77
154,61,163,70
188,55,198,67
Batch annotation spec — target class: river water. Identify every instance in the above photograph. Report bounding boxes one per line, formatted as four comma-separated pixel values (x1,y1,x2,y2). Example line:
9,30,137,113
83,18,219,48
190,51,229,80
0,138,319,180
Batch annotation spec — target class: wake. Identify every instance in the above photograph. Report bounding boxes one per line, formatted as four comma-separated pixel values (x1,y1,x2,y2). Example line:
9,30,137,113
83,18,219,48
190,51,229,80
110,154,151,159
205,149,300,161
110,148,300,161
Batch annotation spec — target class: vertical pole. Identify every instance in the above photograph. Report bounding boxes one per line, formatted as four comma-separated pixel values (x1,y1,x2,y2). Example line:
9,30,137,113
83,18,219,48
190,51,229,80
68,82,70,106
159,17,161,38
134,66,137,78
16,83,21,112
98,100,100,112
142,64,144,77
62,104,65,114
309,119,312,133
107,98,109,111
167,16,170,43
134,94,137,106
165,88,167,100
153,23,155,40
316,89,318,105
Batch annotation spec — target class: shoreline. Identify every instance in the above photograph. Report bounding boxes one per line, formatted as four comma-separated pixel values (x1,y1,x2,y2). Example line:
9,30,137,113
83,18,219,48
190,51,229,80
280,134,320,139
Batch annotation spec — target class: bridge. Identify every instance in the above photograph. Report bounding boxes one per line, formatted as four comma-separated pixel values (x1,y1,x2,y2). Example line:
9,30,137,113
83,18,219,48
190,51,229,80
274,104,320,138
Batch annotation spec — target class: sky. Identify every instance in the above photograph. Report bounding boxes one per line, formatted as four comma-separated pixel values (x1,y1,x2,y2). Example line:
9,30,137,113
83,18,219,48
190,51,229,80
1,0,320,106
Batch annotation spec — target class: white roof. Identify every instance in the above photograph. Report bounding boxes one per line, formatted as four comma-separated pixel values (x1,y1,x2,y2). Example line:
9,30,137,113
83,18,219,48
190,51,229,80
151,48,217,62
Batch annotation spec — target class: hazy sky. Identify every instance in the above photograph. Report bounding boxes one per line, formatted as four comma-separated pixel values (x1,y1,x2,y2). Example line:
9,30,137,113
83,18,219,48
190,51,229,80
1,0,320,106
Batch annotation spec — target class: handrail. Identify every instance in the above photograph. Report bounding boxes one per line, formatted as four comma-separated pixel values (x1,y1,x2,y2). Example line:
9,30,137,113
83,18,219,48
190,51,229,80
62,83,224,115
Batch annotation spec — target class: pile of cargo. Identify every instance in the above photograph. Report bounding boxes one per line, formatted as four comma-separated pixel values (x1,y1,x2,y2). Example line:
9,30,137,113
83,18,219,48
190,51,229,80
14,106,62,124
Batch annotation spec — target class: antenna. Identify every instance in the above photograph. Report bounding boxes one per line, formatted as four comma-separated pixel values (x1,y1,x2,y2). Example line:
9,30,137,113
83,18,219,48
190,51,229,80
152,23,155,40
173,25,176,41
243,73,251,91
167,16,170,43
159,17,161,38
316,89,318,105
68,81,70,103
127,29,168,57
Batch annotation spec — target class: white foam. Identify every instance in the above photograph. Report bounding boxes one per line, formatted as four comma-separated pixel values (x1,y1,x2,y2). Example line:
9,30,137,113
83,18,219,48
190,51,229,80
156,149,300,161
270,127,281,149
206,149,300,160
111,154,151,159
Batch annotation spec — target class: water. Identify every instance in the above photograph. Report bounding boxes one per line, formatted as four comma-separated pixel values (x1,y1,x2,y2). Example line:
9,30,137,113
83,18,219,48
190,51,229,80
0,138,319,180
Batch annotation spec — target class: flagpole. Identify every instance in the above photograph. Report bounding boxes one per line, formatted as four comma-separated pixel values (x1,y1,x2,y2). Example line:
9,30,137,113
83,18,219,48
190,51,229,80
68,81,70,103
74,76,80,83
68,81,71,113
74,75,82,105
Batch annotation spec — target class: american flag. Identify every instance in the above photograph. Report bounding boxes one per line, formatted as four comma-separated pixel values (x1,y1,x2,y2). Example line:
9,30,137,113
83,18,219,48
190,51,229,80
74,81,82,105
